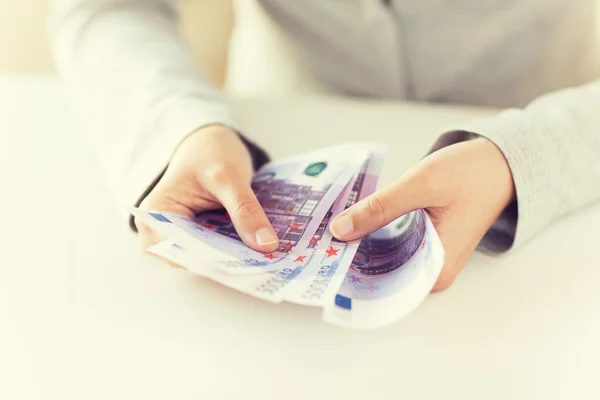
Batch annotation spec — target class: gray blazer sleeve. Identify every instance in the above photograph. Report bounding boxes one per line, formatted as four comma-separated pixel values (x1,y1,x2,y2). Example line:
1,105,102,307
51,0,260,218
430,80,600,253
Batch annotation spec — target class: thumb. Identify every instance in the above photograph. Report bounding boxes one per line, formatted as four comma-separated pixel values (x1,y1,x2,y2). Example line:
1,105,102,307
201,164,279,253
329,171,437,241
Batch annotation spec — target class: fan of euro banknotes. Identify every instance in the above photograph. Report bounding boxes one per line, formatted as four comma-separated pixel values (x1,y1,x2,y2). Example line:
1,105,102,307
131,143,444,329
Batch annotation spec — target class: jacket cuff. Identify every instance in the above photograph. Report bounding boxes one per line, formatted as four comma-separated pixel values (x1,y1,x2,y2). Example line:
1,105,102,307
429,110,536,253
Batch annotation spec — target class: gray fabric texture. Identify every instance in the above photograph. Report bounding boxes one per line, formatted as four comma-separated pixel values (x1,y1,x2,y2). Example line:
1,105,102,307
52,0,600,252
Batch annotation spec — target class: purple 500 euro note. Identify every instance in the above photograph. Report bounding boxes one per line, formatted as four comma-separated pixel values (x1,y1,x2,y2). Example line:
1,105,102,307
132,144,372,274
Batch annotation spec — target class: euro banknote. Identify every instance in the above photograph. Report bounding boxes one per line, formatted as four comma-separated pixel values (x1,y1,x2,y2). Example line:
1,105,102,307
135,143,445,329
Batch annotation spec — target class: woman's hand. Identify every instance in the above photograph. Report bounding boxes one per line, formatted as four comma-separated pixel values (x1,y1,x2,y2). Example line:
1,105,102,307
329,137,515,291
134,125,279,253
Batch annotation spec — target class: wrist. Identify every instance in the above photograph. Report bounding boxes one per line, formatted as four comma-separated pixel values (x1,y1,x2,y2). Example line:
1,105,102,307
184,124,270,172
184,123,237,145
474,137,516,206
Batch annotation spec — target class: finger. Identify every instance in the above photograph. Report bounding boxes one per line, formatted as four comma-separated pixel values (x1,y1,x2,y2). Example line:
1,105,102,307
428,210,481,292
136,194,195,250
147,251,185,269
134,217,167,250
431,246,470,292
135,216,184,269
202,163,279,253
136,216,186,269
330,171,435,241
432,264,461,292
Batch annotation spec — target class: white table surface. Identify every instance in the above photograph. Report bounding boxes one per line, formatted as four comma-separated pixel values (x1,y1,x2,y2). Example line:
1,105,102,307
1,76,599,400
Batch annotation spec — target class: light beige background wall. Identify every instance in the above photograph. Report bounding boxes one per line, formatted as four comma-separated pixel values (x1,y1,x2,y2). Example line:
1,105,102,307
0,0,55,74
0,0,234,86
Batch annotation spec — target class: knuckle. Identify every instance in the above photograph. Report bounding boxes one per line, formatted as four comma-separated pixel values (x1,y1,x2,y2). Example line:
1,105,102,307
364,195,386,224
420,171,438,194
203,162,235,185
411,165,438,194
138,193,158,210
232,198,264,221
139,192,171,213
134,217,152,235
431,278,453,292
166,260,184,269
417,163,454,200
432,267,457,292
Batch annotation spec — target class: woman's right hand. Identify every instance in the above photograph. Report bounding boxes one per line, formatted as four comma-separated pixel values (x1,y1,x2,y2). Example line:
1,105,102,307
134,125,279,253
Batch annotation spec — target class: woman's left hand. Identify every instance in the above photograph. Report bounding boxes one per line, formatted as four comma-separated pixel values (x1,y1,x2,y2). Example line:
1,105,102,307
329,137,516,291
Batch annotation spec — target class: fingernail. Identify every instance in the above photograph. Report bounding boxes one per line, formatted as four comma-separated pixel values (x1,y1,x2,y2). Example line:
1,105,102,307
255,227,279,246
330,216,354,238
